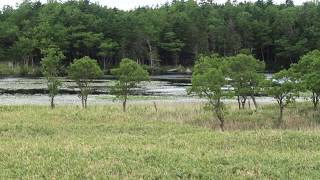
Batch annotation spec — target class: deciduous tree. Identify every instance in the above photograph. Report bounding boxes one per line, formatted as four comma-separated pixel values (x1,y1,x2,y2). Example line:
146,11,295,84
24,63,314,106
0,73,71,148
227,54,265,110
111,58,149,112
189,55,231,131
41,47,64,108
68,56,103,108
291,50,320,110
265,70,298,127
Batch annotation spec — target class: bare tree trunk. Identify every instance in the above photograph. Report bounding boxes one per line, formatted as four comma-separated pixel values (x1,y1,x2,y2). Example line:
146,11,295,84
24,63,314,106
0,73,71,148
123,84,128,112
278,105,284,128
312,92,319,111
261,47,265,62
31,56,34,67
289,56,293,64
215,99,225,132
174,53,179,67
123,98,127,112
81,95,85,108
50,96,55,109
251,95,258,110
25,56,28,67
237,95,241,110
241,96,247,109
219,117,224,131
84,95,88,109
24,56,29,67
146,39,153,71
103,57,106,70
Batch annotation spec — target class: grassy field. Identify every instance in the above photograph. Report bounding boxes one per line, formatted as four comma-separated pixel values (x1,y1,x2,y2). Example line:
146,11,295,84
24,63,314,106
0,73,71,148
0,103,320,179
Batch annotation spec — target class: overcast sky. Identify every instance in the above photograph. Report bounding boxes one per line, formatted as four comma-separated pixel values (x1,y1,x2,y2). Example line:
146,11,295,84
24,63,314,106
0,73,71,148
0,0,309,10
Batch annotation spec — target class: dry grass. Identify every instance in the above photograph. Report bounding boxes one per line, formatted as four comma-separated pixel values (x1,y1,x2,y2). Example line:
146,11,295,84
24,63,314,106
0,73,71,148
135,101,320,131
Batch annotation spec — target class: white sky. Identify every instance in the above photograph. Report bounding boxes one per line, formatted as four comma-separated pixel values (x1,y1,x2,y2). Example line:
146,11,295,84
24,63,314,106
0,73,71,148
0,0,309,10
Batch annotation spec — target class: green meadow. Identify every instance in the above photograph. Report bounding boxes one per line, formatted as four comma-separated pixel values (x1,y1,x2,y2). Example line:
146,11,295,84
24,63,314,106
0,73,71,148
0,103,320,179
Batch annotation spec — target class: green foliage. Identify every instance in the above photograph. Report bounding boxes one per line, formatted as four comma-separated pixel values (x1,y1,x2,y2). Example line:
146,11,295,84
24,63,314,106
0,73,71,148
15,65,42,77
0,64,15,75
41,48,64,77
18,65,31,76
41,47,65,108
97,39,118,58
97,39,119,71
10,37,36,62
265,70,299,127
68,56,103,108
0,64,42,77
160,32,185,65
239,48,252,55
2,0,320,70
189,55,231,131
111,58,149,112
291,50,320,110
227,54,265,109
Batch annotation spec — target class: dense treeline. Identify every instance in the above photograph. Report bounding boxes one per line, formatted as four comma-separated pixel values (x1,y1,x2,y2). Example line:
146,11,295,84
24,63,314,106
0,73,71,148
0,0,320,72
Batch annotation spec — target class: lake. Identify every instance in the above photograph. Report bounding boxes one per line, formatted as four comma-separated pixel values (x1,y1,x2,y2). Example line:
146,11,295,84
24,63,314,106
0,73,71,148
0,75,197,105
0,74,279,105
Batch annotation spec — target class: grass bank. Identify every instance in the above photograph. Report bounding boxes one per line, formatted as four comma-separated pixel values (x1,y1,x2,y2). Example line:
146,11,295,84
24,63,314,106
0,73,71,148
0,103,320,179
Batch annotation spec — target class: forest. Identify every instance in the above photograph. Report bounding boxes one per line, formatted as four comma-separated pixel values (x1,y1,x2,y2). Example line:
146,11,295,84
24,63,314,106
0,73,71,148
0,0,320,72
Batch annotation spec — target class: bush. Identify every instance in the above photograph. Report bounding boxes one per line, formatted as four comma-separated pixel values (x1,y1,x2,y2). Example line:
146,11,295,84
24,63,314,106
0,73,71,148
17,65,30,76
13,65,42,77
68,56,103,108
0,63,14,76
30,66,43,77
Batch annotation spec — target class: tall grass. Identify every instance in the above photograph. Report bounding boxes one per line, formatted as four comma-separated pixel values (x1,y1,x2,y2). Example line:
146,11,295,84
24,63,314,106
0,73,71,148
0,103,320,178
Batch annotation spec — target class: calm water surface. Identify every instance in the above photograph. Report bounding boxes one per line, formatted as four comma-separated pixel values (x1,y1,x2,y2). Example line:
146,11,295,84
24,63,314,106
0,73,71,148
0,75,277,105
0,76,193,105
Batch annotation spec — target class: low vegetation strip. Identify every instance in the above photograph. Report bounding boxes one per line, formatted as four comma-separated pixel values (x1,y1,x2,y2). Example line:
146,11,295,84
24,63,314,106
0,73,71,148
0,103,320,179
